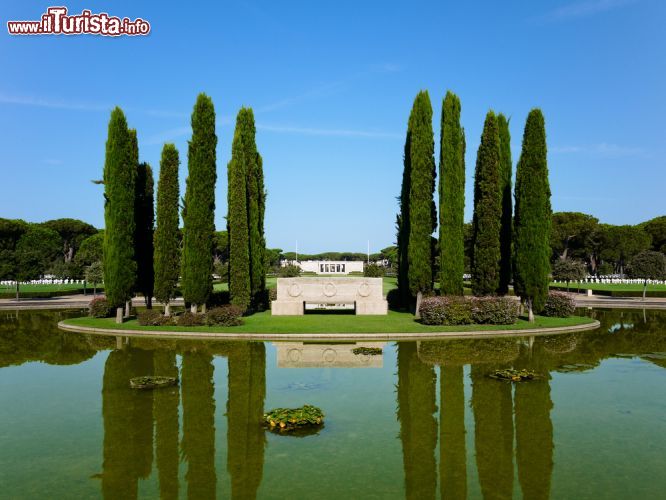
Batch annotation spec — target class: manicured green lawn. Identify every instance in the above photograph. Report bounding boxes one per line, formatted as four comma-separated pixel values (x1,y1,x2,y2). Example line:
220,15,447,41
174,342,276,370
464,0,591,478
550,282,666,292
64,310,595,334
0,283,97,293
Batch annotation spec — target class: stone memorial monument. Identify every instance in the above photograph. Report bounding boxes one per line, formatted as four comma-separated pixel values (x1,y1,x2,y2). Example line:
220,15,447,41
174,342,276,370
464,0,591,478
271,277,388,315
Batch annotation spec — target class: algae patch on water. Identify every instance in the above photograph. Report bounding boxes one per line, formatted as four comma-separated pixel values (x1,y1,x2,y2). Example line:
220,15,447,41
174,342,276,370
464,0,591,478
488,368,541,382
263,405,324,434
129,376,178,390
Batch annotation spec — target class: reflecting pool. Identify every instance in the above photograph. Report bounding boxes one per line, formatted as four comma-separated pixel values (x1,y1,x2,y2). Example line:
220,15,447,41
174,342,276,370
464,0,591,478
1,308,665,499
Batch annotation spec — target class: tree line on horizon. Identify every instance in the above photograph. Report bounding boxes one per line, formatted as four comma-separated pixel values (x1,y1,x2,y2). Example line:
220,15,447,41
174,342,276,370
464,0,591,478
2,212,665,289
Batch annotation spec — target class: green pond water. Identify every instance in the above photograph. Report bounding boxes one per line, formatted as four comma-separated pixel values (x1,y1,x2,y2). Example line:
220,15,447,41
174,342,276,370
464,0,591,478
1,308,665,499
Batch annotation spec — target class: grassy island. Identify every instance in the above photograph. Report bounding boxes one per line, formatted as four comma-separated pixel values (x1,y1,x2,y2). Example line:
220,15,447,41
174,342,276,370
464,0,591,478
62,310,596,335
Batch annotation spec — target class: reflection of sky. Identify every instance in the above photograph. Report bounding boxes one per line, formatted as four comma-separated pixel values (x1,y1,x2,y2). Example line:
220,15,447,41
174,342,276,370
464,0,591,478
608,322,635,333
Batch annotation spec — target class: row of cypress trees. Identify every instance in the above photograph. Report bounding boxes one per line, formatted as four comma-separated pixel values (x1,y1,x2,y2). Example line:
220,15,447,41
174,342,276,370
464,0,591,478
102,108,155,318
397,91,551,321
103,94,266,320
181,94,218,313
227,108,266,311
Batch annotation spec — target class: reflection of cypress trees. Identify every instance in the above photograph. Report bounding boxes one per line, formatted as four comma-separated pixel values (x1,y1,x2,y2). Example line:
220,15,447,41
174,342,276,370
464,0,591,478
514,343,553,500
227,342,266,500
439,365,467,500
471,363,514,500
397,342,437,500
181,351,216,499
101,347,154,498
154,350,179,500
129,348,155,479
102,349,138,500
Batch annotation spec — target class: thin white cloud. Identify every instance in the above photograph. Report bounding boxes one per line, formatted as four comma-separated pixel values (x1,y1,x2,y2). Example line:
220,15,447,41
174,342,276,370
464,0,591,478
256,80,346,113
0,92,109,111
144,126,191,145
256,63,402,114
0,91,185,117
144,116,233,145
256,123,401,139
541,0,637,21
551,142,648,158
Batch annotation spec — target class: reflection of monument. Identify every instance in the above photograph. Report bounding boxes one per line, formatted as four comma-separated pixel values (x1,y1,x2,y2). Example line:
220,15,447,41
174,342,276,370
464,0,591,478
271,277,388,315
275,342,385,368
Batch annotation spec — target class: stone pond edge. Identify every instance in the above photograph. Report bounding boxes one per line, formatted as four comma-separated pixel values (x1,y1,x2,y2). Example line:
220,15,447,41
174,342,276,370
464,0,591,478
57,318,601,342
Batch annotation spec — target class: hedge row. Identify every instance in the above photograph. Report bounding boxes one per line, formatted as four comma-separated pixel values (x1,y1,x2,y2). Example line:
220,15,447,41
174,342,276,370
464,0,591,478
419,296,519,326
137,305,244,327
89,296,244,327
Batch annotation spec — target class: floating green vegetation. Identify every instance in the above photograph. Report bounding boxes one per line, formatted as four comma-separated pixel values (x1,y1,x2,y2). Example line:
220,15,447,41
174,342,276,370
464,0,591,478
556,363,596,373
129,375,178,390
352,347,383,356
263,405,324,434
488,368,541,382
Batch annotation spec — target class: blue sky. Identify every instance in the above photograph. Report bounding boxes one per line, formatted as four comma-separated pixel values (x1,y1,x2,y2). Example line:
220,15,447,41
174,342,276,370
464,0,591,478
1,0,664,253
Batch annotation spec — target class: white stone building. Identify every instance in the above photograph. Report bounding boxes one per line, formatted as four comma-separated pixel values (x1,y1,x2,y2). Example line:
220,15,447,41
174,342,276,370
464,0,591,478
280,260,365,275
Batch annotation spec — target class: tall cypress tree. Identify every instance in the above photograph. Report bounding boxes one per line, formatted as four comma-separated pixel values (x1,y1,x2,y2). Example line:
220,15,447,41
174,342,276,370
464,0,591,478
153,144,180,315
407,91,436,297
438,91,466,296
498,114,513,295
256,153,266,293
181,94,217,312
240,108,265,306
227,111,251,310
103,108,136,314
135,162,154,308
514,109,551,321
396,119,412,306
471,111,502,296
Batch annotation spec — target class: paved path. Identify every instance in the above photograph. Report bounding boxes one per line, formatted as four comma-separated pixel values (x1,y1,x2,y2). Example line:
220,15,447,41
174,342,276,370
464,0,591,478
2,293,665,311
0,295,183,310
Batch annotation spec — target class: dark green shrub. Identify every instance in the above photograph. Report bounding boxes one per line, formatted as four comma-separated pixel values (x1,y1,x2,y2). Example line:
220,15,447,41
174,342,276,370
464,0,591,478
205,305,244,326
471,296,519,324
89,297,112,318
542,291,576,317
364,263,385,277
137,309,174,326
177,311,205,326
386,288,402,310
208,290,230,307
419,296,472,325
597,262,614,276
278,264,301,277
